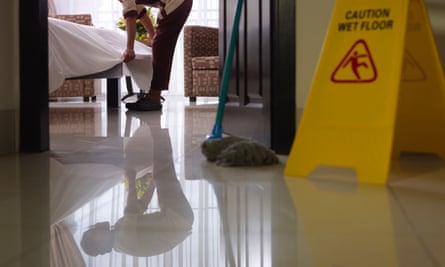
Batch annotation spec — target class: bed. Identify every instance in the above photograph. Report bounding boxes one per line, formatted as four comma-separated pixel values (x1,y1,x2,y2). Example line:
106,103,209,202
48,17,153,107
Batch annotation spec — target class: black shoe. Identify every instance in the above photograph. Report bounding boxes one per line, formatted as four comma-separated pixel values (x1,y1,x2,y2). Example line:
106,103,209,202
125,98,162,111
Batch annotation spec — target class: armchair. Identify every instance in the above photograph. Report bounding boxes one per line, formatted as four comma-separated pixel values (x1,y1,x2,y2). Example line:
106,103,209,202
49,14,98,102
183,25,220,102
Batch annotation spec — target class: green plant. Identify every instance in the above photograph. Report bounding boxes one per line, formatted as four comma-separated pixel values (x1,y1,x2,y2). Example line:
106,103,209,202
123,174,153,199
116,8,156,41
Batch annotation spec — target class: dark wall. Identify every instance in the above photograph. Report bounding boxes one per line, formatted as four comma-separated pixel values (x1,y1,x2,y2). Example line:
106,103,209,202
219,0,296,154
427,3,445,65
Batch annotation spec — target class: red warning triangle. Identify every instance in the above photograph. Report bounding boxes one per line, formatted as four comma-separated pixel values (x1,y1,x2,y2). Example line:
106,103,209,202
331,39,378,83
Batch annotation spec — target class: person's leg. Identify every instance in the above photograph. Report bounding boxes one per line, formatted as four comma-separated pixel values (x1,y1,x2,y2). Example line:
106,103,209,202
126,0,193,111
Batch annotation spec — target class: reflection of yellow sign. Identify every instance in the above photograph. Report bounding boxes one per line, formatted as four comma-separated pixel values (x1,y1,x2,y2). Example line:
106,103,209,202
285,177,398,266
285,0,445,184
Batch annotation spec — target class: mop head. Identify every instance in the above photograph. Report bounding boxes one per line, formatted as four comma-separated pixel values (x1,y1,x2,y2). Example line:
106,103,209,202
201,136,280,167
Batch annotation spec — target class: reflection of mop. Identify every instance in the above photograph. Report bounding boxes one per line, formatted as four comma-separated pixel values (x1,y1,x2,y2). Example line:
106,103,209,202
206,0,244,140
210,182,236,267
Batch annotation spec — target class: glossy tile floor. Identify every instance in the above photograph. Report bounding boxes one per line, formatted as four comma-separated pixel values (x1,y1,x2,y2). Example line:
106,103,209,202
2,94,445,267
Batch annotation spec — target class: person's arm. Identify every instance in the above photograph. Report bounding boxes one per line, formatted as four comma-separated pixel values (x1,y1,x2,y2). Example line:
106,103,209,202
120,0,138,62
123,16,137,62
139,14,155,40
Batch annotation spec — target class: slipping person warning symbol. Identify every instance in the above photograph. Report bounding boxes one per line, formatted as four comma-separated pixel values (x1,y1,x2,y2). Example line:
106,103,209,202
331,39,378,83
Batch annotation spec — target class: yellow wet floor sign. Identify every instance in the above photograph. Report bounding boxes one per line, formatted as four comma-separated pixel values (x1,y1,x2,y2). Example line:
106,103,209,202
285,0,445,184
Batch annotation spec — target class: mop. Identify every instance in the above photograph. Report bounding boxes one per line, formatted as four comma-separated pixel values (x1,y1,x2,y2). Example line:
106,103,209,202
201,0,279,167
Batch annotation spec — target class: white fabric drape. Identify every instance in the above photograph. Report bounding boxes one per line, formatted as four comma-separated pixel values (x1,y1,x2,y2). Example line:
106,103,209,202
51,0,218,95
48,18,153,93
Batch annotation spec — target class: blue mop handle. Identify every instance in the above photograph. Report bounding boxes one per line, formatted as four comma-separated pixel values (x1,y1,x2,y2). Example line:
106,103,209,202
209,0,244,139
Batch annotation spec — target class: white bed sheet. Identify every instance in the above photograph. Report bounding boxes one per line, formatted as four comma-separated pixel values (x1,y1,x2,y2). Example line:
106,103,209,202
48,17,153,92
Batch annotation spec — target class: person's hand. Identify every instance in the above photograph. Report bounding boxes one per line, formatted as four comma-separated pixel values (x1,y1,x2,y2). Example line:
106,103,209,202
123,48,135,62
143,36,152,47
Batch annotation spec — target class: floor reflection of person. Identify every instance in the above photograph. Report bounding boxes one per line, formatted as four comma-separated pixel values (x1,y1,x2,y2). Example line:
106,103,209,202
80,114,194,257
51,220,86,267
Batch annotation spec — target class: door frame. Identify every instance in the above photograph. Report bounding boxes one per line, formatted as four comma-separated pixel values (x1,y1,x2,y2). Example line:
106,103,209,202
19,0,49,152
